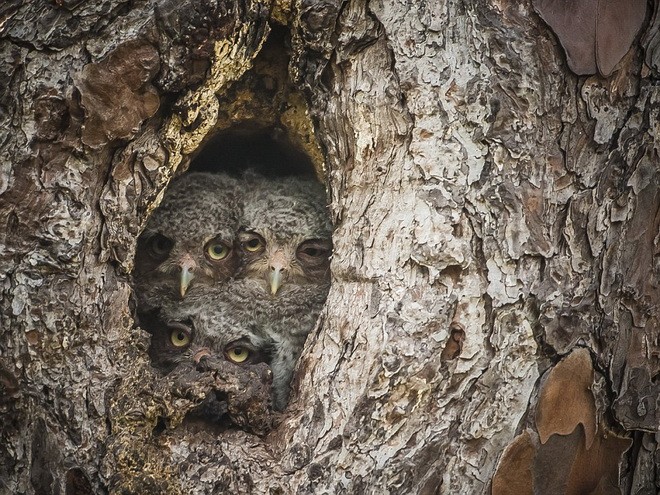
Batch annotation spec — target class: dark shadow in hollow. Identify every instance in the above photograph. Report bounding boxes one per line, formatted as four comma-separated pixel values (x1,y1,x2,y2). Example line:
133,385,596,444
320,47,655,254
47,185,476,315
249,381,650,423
189,125,317,178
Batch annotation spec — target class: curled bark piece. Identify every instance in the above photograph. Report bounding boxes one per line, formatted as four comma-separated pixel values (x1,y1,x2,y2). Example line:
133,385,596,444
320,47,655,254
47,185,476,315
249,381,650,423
533,0,647,76
535,348,597,448
76,40,160,148
491,431,535,495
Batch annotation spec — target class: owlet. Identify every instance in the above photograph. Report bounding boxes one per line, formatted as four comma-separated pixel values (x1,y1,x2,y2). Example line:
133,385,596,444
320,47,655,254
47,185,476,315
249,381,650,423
231,173,333,410
133,172,241,313
142,289,274,428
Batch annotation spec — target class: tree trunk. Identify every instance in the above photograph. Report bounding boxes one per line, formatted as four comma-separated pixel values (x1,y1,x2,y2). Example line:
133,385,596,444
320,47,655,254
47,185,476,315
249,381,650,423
1,0,658,493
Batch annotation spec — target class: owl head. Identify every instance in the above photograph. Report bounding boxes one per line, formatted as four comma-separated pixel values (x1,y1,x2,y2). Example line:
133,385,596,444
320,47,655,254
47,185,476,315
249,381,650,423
238,175,333,295
138,291,275,430
141,293,273,374
133,172,242,301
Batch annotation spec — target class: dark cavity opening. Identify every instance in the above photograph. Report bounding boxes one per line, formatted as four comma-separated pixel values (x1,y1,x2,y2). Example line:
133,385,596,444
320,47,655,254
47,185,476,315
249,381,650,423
188,125,317,178
65,468,93,495
187,24,319,179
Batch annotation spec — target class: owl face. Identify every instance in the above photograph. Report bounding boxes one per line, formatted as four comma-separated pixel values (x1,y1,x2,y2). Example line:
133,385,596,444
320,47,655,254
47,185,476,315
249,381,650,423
148,319,268,373
238,176,333,295
238,229,332,295
136,230,239,298
133,173,242,301
142,299,272,374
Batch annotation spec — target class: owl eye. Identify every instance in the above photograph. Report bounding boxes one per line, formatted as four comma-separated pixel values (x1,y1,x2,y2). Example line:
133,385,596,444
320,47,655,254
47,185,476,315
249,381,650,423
226,346,250,363
239,230,266,254
206,242,230,261
224,339,267,365
242,235,265,253
170,328,191,348
297,240,331,260
301,247,321,257
150,234,174,257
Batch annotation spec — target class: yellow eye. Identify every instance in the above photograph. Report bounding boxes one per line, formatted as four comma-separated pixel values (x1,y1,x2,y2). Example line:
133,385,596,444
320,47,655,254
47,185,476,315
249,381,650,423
206,243,229,261
170,329,191,347
226,347,249,363
244,237,264,253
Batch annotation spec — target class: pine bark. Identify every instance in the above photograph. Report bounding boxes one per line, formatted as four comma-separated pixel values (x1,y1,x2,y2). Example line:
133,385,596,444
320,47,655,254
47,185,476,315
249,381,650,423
0,0,658,494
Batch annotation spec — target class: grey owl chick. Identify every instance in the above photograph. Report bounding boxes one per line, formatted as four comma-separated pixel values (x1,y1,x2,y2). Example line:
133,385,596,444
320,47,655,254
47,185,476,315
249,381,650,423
133,172,242,312
146,289,272,372
142,289,275,428
230,173,333,410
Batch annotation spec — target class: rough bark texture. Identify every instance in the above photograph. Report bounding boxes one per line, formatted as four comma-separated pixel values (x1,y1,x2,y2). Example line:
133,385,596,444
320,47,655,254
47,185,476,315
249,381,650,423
1,0,658,494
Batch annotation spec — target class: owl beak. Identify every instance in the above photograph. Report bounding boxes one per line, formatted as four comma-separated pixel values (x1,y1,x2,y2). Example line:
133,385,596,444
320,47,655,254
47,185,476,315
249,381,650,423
180,267,194,297
270,269,283,295
268,251,289,295
179,256,196,297
193,347,212,364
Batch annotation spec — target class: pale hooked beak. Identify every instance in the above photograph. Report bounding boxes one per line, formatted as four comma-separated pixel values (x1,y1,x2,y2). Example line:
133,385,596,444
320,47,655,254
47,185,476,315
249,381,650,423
193,347,212,364
270,268,282,295
268,250,289,295
179,256,196,297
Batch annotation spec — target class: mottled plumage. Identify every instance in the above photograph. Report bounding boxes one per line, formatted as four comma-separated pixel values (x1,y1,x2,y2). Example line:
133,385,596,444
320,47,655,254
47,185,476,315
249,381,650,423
141,289,275,423
133,172,242,312
134,171,332,413
230,174,333,409
146,290,273,373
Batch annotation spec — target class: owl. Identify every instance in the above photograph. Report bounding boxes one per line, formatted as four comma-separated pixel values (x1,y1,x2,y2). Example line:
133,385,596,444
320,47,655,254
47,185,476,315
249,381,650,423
133,172,242,312
141,289,275,429
230,173,333,410
145,294,271,374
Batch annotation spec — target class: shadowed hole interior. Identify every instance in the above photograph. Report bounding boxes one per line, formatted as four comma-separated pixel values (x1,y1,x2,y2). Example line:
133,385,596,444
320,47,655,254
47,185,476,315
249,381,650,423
189,125,317,178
